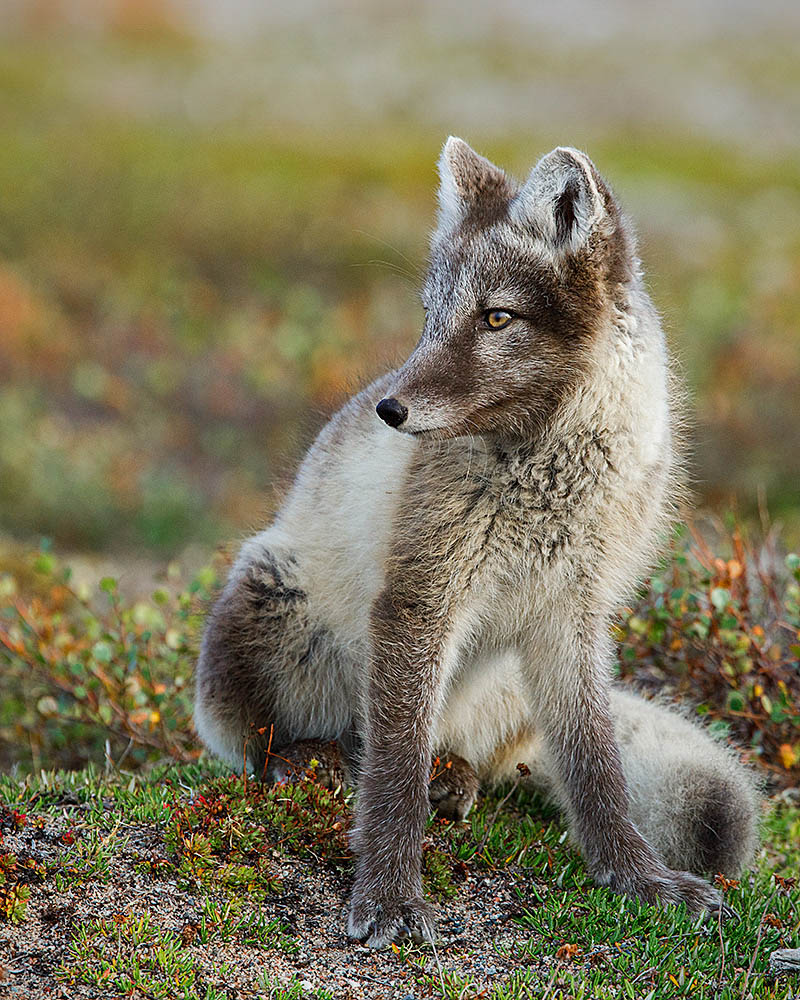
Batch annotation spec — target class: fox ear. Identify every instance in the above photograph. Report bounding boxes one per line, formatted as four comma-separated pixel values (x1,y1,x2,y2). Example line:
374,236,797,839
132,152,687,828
511,147,610,254
437,136,512,232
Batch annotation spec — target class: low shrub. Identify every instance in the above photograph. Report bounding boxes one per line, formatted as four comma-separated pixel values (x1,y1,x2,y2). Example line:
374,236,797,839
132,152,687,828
0,544,223,772
617,521,800,788
1,522,798,784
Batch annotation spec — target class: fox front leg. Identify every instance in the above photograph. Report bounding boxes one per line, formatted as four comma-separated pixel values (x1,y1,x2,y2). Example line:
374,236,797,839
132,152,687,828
347,586,446,949
529,627,724,915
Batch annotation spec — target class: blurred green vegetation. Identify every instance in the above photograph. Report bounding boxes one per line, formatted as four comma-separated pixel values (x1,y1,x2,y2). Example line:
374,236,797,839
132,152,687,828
1,527,798,786
0,27,798,557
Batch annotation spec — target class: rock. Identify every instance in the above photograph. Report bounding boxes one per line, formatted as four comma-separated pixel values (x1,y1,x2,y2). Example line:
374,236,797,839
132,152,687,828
770,948,800,974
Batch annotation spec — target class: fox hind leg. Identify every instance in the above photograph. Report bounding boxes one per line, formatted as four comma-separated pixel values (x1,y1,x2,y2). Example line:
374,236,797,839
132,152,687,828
194,548,338,774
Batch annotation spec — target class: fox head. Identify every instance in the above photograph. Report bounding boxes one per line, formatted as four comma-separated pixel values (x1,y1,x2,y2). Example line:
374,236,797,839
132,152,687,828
376,138,636,440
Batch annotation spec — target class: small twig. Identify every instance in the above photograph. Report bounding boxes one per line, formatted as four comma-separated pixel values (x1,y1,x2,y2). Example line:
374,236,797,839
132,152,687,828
741,888,778,996
350,971,390,985
429,935,446,997
261,724,275,782
630,927,704,984
715,897,726,992
116,737,134,770
430,756,454,782
540,969,558,1000
757,484,770,537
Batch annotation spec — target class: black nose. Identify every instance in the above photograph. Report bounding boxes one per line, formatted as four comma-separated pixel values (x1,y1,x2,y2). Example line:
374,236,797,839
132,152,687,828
376,397,408,429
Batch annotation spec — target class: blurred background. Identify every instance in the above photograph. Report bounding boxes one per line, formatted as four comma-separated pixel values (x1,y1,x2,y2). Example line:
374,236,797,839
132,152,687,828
1,0,799,582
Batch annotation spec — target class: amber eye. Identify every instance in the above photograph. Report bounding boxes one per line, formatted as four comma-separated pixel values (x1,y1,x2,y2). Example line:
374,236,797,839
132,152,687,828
484,309,514,329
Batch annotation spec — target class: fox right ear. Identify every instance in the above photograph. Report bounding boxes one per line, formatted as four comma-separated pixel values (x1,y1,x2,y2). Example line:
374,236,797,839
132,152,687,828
437,136,512,232
511,147,612,255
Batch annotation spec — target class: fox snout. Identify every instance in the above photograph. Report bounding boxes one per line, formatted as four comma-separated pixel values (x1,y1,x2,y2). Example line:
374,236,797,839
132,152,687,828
376,397,408,429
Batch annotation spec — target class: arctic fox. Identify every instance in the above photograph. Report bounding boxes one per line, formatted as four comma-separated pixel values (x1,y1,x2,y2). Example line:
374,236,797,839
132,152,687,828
194,139,759,949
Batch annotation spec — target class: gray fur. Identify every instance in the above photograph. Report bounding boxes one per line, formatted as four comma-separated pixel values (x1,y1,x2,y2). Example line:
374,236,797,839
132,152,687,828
194,138,760,949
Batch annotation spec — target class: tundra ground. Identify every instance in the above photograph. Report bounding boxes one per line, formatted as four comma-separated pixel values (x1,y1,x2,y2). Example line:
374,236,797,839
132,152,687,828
1,762,798,1000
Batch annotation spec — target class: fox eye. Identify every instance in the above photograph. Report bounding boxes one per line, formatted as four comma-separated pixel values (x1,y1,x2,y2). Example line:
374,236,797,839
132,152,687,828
484,309,514,329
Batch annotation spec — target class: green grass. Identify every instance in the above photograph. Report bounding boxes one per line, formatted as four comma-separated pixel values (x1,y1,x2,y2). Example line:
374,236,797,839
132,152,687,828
257,973,335,1000
51,826,127,888
62,913,201,999
1,764,798,999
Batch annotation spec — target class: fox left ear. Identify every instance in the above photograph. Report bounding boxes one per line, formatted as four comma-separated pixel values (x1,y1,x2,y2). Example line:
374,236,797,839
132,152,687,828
511,147,613,254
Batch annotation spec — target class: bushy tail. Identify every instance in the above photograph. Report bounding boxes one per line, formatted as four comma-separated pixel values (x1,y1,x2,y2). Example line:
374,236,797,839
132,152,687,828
610,688,761,875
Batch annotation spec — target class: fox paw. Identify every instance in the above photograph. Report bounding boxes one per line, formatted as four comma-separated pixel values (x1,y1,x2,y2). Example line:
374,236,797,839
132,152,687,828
347,895,436,949
429,754,479,821
605,864,727,917
266,739,345,790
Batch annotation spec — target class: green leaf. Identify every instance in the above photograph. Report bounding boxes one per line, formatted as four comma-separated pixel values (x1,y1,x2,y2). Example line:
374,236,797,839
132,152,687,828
33,553,55,575
726,690,745,712
92,641,113,664
709,719,731,738
770,704,788,724
710,587,730,612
